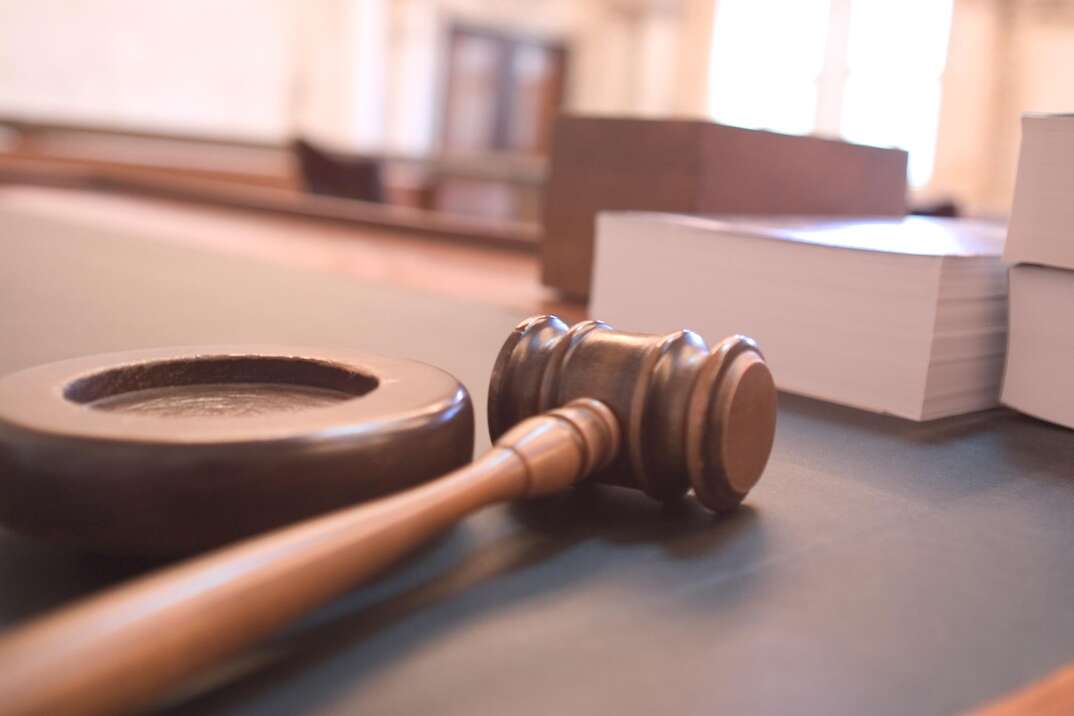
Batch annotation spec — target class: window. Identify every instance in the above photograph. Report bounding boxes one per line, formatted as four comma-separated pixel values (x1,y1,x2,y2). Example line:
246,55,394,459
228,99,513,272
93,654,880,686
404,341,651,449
708,0,954,186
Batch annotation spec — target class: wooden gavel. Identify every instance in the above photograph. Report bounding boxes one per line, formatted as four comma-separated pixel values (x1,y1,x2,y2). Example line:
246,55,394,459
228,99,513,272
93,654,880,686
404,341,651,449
0,316,777,716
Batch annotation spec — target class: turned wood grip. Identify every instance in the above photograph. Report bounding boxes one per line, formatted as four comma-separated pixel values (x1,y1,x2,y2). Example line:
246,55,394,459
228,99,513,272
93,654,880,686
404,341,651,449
0,399,619,716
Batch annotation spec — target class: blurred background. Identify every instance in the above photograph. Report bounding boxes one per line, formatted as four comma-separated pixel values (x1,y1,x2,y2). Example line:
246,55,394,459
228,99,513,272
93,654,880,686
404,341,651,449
0,0,1068,228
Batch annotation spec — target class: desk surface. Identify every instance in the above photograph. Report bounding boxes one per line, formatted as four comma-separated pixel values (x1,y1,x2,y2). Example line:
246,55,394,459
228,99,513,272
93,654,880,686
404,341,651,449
3,191,1074,716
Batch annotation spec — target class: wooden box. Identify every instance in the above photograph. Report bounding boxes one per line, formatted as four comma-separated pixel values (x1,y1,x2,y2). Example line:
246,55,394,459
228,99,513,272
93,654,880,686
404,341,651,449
541,116,909,298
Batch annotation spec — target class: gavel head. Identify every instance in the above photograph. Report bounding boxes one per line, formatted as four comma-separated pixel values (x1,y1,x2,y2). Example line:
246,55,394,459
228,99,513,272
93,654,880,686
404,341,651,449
488,315,777,512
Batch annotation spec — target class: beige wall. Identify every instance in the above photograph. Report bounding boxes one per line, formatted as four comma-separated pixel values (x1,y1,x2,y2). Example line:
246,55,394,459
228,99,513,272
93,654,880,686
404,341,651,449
929,0,1074,217
926,0,1005,214
375,0,711,152
376,0,583,153
0,0,302,140
0,0,708,151
1001,1,1074,209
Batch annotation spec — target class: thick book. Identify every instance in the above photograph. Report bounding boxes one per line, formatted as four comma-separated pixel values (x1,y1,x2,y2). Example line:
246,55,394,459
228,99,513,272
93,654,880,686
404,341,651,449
1005,114,1074,270
591,213,1008,421
1001,265,1074,428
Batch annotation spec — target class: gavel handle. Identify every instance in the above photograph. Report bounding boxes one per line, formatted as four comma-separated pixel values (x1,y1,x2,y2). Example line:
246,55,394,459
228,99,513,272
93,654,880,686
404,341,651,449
0,399,619,716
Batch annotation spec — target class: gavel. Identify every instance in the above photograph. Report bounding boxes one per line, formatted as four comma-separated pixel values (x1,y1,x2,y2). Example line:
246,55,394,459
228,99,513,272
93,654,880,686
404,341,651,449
0,315,777,716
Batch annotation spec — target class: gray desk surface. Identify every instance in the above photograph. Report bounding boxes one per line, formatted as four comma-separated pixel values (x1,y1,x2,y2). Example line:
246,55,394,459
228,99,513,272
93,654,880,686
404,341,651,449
3,198,1074,716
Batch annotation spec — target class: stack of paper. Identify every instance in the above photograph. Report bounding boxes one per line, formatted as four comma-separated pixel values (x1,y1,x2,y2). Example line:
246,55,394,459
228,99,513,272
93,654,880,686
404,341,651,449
591,213,1007,421
1001,114,1074,428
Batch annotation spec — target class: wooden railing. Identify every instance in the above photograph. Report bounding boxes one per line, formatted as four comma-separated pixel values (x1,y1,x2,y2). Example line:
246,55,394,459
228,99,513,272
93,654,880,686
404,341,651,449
0,116,543,247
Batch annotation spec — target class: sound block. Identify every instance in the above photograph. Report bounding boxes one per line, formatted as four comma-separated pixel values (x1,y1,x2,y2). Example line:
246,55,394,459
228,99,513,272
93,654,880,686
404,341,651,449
0,346,474,555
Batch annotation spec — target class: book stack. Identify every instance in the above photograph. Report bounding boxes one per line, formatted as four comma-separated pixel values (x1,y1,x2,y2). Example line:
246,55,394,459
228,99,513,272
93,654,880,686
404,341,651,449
590,213,1008,421
1001,114,1074,429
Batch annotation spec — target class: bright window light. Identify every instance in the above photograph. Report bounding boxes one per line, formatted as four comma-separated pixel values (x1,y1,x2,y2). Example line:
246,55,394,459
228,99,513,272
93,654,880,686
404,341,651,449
708,0,954,187
840,0,953,186
708,0,831,136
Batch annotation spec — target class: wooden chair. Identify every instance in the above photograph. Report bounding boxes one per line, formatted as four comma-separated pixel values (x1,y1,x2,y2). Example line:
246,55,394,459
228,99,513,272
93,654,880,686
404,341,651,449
292,138,385,203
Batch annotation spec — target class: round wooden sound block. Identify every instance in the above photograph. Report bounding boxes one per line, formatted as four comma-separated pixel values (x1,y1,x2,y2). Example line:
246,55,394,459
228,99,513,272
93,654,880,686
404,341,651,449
0,346,474,555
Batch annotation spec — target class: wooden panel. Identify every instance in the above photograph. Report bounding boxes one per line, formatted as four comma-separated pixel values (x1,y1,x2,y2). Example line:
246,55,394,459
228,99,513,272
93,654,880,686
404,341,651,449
541,118,708,298
0,117,547,226
700,124,908,215
0,155,538,248
540,115,909,299
541,170,700,298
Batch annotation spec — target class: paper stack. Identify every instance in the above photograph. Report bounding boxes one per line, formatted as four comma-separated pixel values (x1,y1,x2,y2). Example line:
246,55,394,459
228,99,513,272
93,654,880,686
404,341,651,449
1001,114,1074,429
591,213,1007,421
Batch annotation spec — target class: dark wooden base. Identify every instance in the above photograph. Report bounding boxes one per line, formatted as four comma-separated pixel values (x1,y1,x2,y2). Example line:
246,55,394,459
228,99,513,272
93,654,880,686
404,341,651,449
0,346,474,555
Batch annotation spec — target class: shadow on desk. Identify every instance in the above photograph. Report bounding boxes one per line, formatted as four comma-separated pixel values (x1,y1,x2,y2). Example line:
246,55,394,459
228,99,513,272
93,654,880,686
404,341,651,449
152,488,761,715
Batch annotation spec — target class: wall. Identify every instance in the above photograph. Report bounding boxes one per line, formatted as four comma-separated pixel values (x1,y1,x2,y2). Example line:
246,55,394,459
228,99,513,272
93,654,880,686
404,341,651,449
376,0,709,153
0,0,302,141
928,0,1074,216
0,0,702,153
0,0,390,148
376,0,584,154
999,1,1074,209
926,0,1005,214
